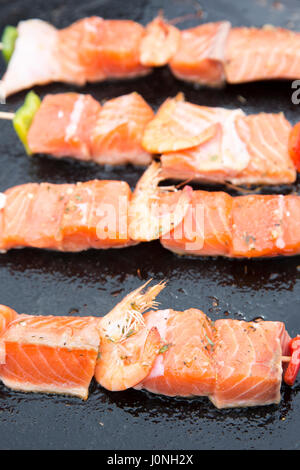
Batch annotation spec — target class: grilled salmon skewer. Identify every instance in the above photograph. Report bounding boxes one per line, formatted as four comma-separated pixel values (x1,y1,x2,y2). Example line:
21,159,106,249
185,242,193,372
0,282,299,407
1,165,300,257
133,163,300,259
1,164,300,258
137,309,292,408
102,284,300,408
2,16,300,96
0,91,298,186
0,91,154,165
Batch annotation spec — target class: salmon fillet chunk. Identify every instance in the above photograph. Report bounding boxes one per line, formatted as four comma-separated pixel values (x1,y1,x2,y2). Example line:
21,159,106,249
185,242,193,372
225,26,300,84
0,313,101,399
211,319,290,408
0,180,133,252
27,93,101,160
231,113,295,185
136,309,216,397
169,21,231,86
162,190,300,258
161,191,233,257
60,180,133,251
57,17,150,84
91,92,154,165
231,195,300,257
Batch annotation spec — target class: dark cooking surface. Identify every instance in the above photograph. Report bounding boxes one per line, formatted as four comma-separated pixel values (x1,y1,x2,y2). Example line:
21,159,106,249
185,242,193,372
0,0,300,450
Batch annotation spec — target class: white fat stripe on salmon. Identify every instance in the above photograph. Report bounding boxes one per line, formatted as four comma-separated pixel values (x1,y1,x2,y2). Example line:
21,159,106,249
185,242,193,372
266,116,291,156
267,46,287,77
63,182,91,229
0,193,6,210
86,184,99,232
65,95,87,142
220,109,250,172
273,195,285,250
247,52,263,82
53,349,91,382
1,20,60,97
210,21,231,61
0,344,5,364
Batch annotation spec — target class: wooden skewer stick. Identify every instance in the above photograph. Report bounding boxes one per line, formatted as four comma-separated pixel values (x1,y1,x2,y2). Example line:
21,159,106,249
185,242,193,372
0,43,3,50
0,111,14,120
282,356,291,363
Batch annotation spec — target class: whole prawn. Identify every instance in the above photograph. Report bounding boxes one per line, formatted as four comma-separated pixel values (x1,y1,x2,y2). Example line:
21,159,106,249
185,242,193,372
94,280,166,391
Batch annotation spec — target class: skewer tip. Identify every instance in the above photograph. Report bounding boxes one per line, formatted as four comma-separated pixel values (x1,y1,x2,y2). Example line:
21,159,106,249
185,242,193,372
0,111,14,120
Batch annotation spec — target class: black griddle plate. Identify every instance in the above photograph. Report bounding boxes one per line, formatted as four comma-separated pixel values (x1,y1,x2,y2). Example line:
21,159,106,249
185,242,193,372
0,0,300,450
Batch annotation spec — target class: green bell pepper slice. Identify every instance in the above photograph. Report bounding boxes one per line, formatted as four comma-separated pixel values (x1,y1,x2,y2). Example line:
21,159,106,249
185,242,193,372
13,91,41,154
1,26,18,63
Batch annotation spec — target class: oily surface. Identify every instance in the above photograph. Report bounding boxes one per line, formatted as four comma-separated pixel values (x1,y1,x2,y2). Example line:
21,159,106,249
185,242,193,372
0,0,300,450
